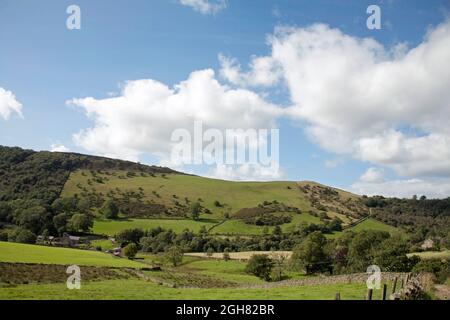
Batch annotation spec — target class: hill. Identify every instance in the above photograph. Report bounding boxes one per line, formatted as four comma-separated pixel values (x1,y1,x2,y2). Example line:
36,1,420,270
0,145,420,240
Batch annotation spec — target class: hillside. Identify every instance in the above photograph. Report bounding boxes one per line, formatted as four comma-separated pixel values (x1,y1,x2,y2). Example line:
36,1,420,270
0,145,431,240
0,146,178,204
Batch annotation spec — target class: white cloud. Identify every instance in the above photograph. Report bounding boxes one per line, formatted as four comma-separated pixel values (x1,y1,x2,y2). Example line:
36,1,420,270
351,178,450,199
219,54,281,87
50,144,70,152
69,69,281,165
179,0,226,15
359,167,385,183
224,21,450,179
0,87,23,120
210,163,283,181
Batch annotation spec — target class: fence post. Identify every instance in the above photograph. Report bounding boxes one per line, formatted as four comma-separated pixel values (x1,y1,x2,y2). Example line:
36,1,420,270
366,288,373,300
335,292,341,300
401,278,404,290
382,284,387,300
392,277,398,293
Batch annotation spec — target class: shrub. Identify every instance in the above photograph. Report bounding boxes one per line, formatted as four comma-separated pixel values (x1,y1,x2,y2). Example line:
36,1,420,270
223,251,230,261
102,199,119,219
116,228,144,246
291,231,330,274
245,254,274,281
165,246,183,267
68,214,93,232
190,202,201,221
412,259,450,284
0,230,9,241
206,247,215,257
123,243,138,259
13,228,37,244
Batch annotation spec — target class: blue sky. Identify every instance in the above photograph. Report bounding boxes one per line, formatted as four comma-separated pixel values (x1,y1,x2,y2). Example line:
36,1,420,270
1,0,450,197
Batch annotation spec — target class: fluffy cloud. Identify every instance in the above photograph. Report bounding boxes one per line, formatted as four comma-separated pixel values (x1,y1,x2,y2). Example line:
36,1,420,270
219,54,281,87
69,69,281,169
359,167,385,183
179,0,226,15
351,178,450,199
0,87,23,120
50,144,70,152
222,21,450,179
211,163,283,181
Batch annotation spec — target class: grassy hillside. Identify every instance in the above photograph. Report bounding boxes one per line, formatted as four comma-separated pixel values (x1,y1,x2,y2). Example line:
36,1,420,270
62,170,314,218
0,241,144,268
0,146,405,240
0,146,176,204
60,169,381,237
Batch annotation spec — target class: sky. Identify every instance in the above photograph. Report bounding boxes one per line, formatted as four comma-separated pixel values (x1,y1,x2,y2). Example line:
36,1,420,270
1,0,450,198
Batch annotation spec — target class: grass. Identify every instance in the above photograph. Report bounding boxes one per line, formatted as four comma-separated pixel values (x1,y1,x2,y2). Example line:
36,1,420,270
0,242,145,268
0,279,376,300
407,250,450,260
349,218,400,234
181,258,266,284
93,212,323,237
326,218,401,239
90,239,115,251
184,251,292,261
62,171,313,219
93,218,219,235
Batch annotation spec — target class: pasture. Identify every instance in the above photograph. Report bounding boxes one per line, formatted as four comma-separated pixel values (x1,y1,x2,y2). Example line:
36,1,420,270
0,242,145,268
0,279,378,300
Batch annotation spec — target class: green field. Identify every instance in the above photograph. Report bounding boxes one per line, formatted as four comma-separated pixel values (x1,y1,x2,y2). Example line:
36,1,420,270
349,218,400,234
0,279,378,300
408,250,450,260
92,211,325,236
93,218,220,235
0,242,144,268
0,242,397,300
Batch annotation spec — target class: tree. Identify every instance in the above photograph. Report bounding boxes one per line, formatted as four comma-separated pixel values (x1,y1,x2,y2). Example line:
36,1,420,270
53,213,68,235
102,199,119,219
13,228,37,244
165,246,183,267
123,243,138,259
245,254,274,281
271,253,288,281
346,230,390,272
116,228,144,245
206,247,215,257
272,225,282,236
372,236,415,272
0,202,12,222
190,202,201,220
223,249,231,262
291,231,330,274
68,213,93,233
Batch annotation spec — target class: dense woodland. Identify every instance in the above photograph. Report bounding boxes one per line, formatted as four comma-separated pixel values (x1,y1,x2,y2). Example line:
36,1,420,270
364,196,450,241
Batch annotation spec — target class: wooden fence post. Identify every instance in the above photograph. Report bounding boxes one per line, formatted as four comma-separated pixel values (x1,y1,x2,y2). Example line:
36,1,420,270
382,284,387,300
366,288,373,300
392,277,398,293
335,292,341,300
